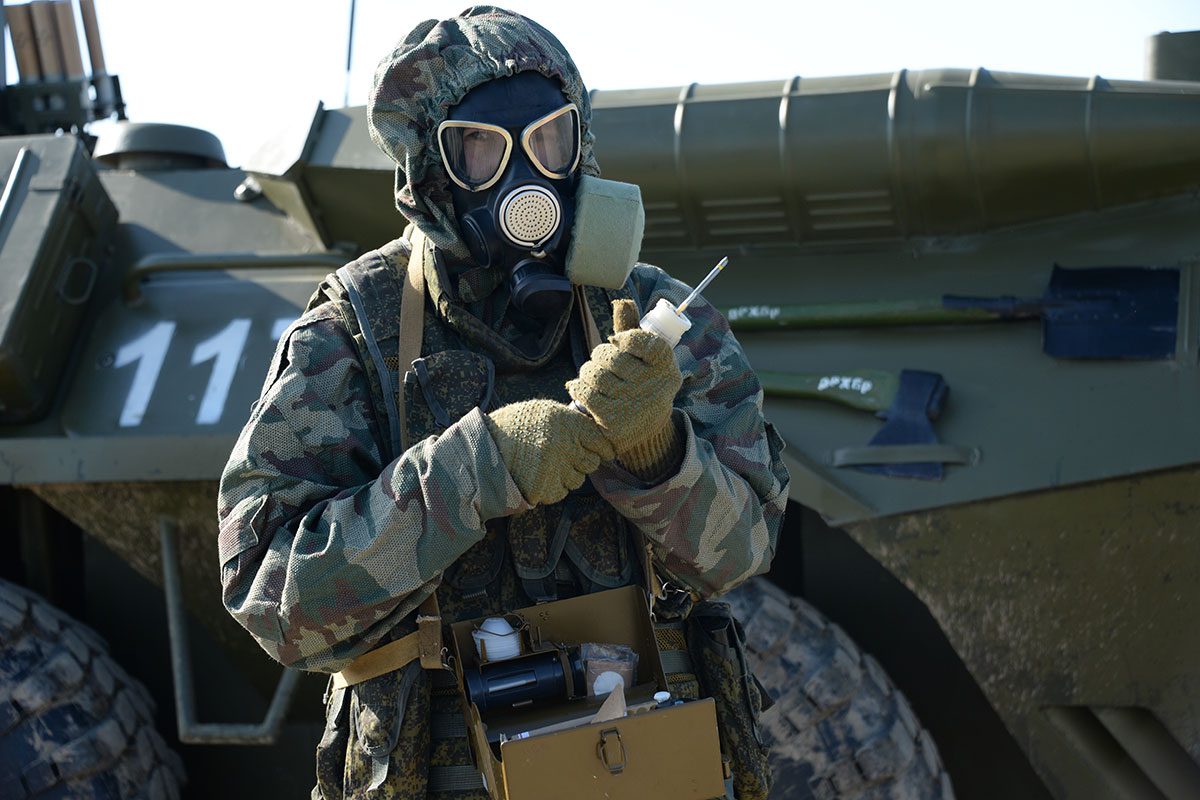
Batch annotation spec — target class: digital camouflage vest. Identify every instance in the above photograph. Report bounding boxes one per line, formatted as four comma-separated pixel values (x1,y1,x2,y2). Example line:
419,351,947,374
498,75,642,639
306,239,768,799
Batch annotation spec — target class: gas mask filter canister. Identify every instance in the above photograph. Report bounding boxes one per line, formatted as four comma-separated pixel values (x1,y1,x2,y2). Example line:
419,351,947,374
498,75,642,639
564,174,645,291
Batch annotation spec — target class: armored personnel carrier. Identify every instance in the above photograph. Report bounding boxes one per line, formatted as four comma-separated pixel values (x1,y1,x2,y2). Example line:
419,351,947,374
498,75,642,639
1,2,1198,797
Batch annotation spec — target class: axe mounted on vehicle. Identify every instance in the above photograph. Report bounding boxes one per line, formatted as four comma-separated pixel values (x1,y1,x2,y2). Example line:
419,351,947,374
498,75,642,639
760,368,968,480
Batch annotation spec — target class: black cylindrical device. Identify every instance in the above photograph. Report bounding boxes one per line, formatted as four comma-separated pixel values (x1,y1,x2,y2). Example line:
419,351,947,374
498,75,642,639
465,647,585,713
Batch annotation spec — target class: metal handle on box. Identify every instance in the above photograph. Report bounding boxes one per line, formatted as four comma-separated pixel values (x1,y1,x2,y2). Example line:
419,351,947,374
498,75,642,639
597,728,626,774
57,256,97,305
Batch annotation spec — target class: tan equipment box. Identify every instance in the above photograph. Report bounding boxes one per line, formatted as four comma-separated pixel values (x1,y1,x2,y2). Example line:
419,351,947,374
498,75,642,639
449,586,726,800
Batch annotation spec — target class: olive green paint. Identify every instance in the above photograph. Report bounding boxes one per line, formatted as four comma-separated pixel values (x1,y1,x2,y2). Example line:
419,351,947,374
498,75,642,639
846,466,1200,798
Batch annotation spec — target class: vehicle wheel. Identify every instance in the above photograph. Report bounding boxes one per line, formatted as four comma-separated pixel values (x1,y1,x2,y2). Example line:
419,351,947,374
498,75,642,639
0,578,185,799
724,577,954,800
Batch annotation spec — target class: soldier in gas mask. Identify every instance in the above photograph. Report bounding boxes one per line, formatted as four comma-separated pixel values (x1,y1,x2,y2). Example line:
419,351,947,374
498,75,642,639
218,7,789,797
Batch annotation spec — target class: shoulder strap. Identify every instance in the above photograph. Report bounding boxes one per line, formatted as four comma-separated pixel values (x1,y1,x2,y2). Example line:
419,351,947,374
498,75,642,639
572,283,665,604
575,285,604,353
323,236,445,674
398,228,429,453
395,227,442,669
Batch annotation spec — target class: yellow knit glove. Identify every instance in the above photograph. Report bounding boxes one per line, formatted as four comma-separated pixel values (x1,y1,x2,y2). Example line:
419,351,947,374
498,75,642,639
484,399,616,507
566,299,684,481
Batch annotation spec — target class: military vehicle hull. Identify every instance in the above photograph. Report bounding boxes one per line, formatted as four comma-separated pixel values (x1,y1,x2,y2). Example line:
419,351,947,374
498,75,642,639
3,51,1200,798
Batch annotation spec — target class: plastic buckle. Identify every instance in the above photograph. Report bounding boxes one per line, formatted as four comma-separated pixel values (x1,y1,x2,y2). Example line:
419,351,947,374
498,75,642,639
417,613,444,670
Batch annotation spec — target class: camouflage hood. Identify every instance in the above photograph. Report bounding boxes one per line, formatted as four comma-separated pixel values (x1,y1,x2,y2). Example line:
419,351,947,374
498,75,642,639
367,6,601,262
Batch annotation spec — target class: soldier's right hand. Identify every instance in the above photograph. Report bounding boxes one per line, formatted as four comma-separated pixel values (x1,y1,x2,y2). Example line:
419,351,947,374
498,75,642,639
483,399,617,506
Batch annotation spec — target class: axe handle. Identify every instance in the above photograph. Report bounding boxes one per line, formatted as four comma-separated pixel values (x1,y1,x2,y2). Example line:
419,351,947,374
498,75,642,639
726,297,1008,331
759,369,898,412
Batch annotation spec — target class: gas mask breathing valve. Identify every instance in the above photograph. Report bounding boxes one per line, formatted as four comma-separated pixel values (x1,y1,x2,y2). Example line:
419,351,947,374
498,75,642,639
497,184,570,317
499,185,561,247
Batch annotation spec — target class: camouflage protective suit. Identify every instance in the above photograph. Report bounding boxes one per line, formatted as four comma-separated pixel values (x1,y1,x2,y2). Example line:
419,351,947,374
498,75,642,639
217,7,789,798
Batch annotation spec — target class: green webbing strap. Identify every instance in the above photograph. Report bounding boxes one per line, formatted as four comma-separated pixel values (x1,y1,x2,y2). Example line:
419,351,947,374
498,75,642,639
398,227,429,454
428,765,485,792
431,711,467,740
391,231,449,673
659,648,694,676
830,444,981,467
575,284,604,353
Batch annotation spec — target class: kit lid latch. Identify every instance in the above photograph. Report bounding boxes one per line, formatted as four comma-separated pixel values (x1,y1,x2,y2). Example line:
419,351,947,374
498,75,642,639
596,728,626,774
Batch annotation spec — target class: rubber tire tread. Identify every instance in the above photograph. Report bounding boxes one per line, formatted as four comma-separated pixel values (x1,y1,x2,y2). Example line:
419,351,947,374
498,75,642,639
0,579,185,799
723,577,955,800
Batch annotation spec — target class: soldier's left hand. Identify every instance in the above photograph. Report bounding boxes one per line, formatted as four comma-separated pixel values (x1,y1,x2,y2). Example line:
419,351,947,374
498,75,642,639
566,299,682,455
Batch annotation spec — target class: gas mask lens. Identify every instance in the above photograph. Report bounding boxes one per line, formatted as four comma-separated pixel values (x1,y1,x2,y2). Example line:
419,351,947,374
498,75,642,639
438,103,580,191
439,122,512,191
522,105,580,179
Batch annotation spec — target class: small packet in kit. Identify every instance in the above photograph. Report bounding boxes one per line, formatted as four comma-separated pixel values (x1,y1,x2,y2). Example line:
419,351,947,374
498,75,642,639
581,642,638,696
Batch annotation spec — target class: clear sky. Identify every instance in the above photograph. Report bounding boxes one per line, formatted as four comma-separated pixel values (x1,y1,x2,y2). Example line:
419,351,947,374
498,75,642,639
15,0,1200,166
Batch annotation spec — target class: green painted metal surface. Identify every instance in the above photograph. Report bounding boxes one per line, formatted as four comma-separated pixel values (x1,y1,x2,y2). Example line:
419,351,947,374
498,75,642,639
847,467,1200,798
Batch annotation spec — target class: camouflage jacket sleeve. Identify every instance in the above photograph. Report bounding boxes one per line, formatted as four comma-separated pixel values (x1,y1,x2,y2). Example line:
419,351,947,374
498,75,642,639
591,264,790,599
217,304,530,672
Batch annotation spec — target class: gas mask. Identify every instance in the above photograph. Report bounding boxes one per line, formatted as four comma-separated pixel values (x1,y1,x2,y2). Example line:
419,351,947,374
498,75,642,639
440,73,580,318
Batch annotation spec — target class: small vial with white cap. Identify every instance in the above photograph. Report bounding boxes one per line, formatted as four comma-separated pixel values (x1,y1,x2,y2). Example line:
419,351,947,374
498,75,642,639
570,256,729,418
638,256,728,347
